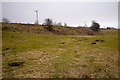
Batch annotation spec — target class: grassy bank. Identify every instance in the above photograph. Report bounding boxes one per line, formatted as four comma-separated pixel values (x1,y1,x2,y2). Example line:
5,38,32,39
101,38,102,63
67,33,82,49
2,23,119,78
2,23,100,35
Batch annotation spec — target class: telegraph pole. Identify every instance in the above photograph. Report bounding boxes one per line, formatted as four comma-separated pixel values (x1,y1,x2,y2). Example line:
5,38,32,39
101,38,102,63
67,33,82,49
35,10,39,24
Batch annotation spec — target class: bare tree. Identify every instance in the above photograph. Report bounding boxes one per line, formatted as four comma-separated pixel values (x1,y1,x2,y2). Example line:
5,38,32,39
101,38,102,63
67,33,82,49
53,22,57,26
64,23,67,27
53,22,62,27
44,18,53,30
2,18,10,23
56,22,62,27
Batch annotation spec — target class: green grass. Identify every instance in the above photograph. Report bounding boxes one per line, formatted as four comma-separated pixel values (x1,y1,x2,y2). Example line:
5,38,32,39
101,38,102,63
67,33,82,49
2,28,119,78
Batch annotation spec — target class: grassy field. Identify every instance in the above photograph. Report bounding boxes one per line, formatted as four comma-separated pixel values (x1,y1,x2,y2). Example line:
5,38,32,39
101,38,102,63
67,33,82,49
2,24,119,78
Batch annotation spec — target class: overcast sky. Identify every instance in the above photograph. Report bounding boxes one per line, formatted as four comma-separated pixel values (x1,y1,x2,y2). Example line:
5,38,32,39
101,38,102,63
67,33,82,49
2,2,118,28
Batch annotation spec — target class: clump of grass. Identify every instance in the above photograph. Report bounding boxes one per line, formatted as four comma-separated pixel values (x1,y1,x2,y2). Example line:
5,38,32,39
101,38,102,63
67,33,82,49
52,73,60,78
28,58,39,60
74,53,81,58
93,64,103,73
80,64,87,68
85,56,95,63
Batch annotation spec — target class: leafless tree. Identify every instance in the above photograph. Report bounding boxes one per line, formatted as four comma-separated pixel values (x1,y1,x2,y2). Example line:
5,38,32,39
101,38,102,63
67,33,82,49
56,22,62,27
2,18,10,23
64,23,67,27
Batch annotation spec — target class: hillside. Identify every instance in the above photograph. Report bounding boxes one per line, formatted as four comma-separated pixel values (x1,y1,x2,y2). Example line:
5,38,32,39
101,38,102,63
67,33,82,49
2,23,99,35
1,23,119,78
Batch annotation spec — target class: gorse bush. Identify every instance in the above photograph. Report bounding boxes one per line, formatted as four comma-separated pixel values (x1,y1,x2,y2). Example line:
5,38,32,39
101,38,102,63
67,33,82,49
90,20,100,31
44,18,53,31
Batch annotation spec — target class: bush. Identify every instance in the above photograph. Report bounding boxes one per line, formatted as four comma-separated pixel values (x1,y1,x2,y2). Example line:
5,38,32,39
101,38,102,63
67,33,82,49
90,20,100,31
43,18,53,31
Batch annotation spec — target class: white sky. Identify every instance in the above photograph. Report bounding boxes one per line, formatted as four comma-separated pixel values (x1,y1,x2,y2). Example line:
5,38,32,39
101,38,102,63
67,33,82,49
1,0,119,2
1,1,119,28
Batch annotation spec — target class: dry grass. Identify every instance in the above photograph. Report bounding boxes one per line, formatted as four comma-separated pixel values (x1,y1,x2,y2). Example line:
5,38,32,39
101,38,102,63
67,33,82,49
2,23,119,78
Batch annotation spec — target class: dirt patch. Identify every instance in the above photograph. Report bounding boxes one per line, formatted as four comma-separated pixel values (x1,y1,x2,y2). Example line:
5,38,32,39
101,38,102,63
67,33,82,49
91,42,96,44
3,48,15,51
95,40,104,42
59,42,66,45
81,74,91,78
8,61,24,67
3,48,10,51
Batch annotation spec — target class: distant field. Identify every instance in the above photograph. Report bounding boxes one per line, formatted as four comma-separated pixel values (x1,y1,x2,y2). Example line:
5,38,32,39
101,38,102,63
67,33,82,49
2,23,119,78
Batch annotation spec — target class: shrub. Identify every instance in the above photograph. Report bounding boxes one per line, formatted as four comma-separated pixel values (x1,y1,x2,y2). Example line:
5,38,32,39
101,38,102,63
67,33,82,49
43,18,53,31
90,20,100,31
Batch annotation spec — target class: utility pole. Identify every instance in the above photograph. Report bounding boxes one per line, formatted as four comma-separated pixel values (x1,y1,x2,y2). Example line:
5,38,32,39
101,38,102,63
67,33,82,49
35,10,39,24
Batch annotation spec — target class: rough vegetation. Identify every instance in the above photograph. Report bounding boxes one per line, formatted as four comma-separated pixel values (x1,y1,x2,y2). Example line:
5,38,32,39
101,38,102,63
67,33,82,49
2,23,101,35
2,23,119,78
90,20,100,32
43,18,53,31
